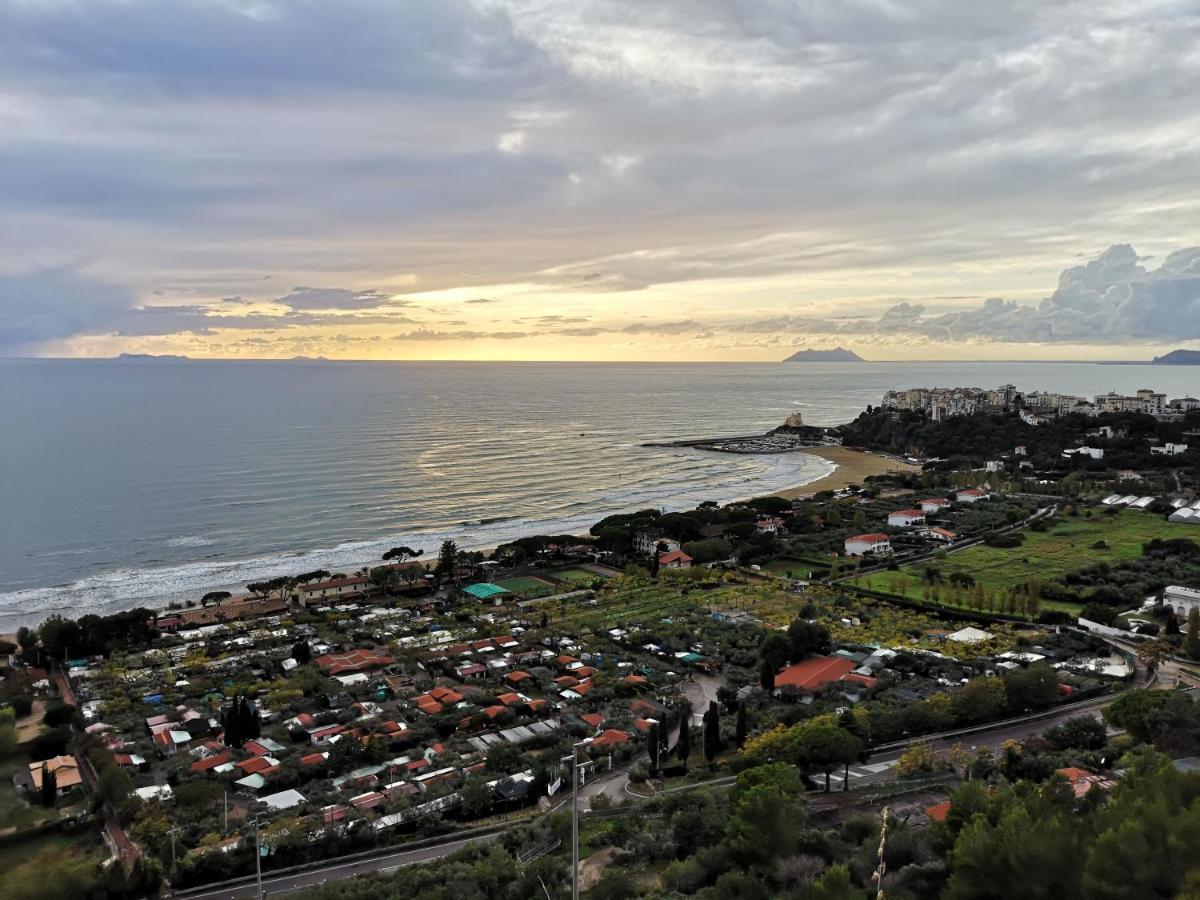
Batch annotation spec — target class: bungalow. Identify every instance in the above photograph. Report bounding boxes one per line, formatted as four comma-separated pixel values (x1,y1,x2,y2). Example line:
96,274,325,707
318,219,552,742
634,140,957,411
1152,443,1189,456
314,648,396,677
28,755,83,795
658,550,693,570
887,509,926,528
297,575,370,605
504,670,534,688
919,498,951,513
921,526,958,544
955,488,989,503
455,662,487,681
756,517,785,534
774,655,856,694
589,729,632,751
844,534,892,557
261,788,307,811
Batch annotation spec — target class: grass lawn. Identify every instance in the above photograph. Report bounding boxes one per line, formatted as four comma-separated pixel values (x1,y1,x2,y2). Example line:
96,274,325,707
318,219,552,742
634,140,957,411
851,510,1192,612
495,575,557,597
763,558,827,577
552,567,608,585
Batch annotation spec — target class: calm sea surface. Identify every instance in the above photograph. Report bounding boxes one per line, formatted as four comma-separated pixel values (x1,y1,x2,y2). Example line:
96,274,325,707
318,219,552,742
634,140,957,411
1,359,1196,629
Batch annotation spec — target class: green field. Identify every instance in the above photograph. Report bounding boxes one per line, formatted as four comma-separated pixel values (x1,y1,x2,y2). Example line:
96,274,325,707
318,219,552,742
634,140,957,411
495,575,558,598
851,510,1193,611
551,567,608,585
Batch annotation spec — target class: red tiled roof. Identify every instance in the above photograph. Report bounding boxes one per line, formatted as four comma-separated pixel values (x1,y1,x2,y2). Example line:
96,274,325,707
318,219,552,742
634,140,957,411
925,801,951,823
505,670,533,684
846,533,890,543
658,550,693,564
497,692,523,707
579,713,603,729
890,509,925,517
300,752,328,767
775,655,856,692
190,751,233,773
236,756,274,775
315,648,396,676
590,729,631,750
621,674,647,686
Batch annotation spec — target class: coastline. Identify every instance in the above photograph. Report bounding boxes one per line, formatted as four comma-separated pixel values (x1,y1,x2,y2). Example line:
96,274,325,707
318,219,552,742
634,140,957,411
775,447,919,499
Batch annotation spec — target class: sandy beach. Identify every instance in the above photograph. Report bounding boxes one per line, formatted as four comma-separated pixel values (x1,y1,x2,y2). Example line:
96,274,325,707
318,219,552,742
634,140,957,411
775,447,919,499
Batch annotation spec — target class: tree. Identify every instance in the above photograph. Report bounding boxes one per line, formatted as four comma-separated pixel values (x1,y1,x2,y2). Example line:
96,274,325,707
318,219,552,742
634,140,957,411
724,764,808,868
1185,608,1200,660
461,778,494,818
435,540,460,581
759,656,777,693
793,720,863,792
760,632,791,671
787,619,832,661
952,676,1008,724
40,763,56,807
676,701,692,768
648,721,661,776
1104,689,1172,742
735,703,747,749
383,546,423,563
291,640,312,666
703,701,721,764
810,864,867,900
1002,663,1059,712
200,590,231,608
1043,715,1107,751
1136,639,1175,670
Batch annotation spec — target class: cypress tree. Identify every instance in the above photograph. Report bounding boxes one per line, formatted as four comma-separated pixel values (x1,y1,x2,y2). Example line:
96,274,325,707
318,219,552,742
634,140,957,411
1186,609,1200,660
648,721,661,776
41,763,56,807
735,703,747,749
703,701,720,764
676,700,692,769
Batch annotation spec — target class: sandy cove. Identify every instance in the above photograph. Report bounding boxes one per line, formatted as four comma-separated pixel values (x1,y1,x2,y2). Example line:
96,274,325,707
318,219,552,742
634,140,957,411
775,446,919,499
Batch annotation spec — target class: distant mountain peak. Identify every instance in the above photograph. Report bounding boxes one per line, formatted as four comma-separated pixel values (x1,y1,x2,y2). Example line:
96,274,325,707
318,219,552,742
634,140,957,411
782,347,865,362
115,352,190,361
1152,349,1200,365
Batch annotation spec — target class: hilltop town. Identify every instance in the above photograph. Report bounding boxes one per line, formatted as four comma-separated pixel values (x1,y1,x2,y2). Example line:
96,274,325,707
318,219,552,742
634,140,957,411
3,388,1200,899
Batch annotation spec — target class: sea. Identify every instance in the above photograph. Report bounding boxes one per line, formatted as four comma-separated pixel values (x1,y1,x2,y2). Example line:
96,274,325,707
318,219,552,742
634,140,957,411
1,359,1197,630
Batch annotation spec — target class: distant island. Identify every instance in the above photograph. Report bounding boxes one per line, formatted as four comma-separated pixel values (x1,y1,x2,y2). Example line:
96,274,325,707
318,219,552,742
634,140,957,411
782,346,865,362
114,352,190,361
1152,349,1200,365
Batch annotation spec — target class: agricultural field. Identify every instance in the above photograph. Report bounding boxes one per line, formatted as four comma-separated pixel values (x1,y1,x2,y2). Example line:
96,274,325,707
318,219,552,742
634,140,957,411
850,510,1193,614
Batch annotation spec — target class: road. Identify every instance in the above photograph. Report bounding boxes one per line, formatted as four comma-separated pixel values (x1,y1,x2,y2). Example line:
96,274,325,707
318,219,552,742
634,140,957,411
174,832,503,900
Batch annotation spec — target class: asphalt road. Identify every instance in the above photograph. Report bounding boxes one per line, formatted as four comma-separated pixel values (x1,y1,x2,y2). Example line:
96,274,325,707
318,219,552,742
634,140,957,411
175,832,502,900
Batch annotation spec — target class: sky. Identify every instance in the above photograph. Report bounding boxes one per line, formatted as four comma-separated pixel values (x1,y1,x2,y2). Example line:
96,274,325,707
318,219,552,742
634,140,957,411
1,0,1199,362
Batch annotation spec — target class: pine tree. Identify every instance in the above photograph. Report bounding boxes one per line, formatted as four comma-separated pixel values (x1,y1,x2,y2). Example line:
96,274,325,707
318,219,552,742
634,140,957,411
759,657,776,693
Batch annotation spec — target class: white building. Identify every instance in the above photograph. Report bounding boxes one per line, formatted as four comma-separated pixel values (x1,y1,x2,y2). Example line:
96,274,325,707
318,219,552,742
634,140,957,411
955,488,989,503
1063,446,1104,460
1152,443,1188,455
844,534,892,557
919,498,951,513
887,509,926,528
1165,585,1200,617
633,531,680,555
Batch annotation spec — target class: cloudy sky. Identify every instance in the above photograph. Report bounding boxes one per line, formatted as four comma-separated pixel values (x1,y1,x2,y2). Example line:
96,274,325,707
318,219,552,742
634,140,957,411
1,0,1199,361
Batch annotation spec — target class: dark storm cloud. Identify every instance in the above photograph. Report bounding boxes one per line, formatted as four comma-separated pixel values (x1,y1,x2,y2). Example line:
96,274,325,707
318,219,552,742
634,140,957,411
2,1,1200,353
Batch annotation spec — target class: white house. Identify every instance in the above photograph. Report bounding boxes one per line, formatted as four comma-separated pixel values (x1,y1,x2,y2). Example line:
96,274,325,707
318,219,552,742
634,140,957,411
1165,585,1200,616
756,517,785,534
887,509,926,528
985,460,1004,472
955,488,989,503
919,498,951,513
844,534,892,557
633,531,681,555
920,527,958,544
1014,445,1027,456
1152,443,1188,456
1063,446,1104,460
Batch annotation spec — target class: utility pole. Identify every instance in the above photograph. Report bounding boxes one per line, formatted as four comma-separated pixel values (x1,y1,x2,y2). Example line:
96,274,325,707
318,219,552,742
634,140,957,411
571,745,580,900
254,816,265,900
873,805,890,900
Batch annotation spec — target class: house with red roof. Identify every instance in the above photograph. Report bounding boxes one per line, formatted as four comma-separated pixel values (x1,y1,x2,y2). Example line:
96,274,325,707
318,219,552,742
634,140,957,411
774,655,857,693
314,648,396,676
658,550,693,569
919,497,952,513
956,488,989,503
844,533,892,557
590,729,632,750
887,509,926,528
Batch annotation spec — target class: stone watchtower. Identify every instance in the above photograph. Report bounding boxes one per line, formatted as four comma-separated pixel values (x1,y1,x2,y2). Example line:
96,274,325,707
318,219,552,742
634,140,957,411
784,412,805,429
